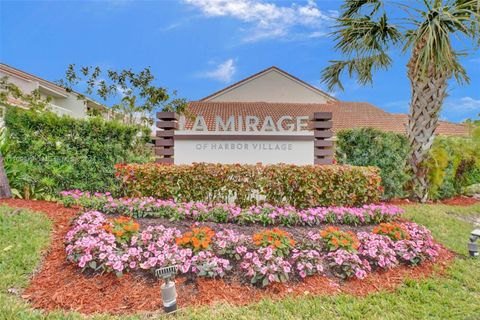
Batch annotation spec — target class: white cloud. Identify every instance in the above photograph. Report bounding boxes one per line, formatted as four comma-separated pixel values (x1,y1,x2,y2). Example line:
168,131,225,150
444,96,480,112
201,59,237,82
441,96,480,122
183,0,335,42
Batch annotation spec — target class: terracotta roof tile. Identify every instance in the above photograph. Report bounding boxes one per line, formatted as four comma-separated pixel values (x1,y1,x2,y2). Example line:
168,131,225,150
183,101,470,136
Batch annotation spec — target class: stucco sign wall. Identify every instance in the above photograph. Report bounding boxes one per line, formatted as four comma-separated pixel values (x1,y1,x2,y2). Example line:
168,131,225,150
155,112,333,165
174,133,314,165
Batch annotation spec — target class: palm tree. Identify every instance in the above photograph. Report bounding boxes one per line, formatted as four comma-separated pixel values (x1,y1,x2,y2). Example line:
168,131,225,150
322,0,479,201
0,152,12,198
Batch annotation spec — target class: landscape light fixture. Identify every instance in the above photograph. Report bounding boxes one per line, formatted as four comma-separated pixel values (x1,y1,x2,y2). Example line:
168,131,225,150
468,229,480,257
155,265,178,313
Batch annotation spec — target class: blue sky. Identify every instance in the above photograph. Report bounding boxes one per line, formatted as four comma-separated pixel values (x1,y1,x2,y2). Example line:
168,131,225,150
1,0,479,122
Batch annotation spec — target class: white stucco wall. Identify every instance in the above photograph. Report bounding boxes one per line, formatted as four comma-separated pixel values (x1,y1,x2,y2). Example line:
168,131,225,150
207,69,330,103
175,136,314,165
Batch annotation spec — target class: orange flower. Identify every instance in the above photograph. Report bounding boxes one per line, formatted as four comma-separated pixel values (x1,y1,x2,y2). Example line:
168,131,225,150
192,237,200,248
200,240,209,249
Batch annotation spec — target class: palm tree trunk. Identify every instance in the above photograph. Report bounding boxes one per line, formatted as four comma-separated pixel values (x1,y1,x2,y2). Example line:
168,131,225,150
0,152,12,198
406,58,449,202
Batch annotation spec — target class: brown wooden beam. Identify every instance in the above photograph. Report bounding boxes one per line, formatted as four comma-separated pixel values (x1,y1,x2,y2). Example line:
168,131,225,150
314,140,334,147
314,157,333,165
156,120,178,129
312,112,333,120
314,130,333,138
155,147,174,156
156,130,175,137
312,121,333,129
156,112,179,120
314,148,333,156
155,139,174,147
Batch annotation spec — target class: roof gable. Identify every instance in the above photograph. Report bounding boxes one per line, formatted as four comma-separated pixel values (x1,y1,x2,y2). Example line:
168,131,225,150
201,66,336,103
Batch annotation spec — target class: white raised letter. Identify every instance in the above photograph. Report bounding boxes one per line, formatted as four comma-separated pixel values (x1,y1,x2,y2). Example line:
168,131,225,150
246,116,260,132
277,116,294,131
260,116,276,132
193,116,208,131
296,116,309,131
215,116,235,132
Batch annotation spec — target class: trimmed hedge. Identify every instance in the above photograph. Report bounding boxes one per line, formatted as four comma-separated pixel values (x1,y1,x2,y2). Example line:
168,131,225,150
115,163,383,208
2,106,152,199
335,128,410,200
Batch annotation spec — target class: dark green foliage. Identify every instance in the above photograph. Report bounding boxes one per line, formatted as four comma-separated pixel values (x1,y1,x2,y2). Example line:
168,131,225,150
335,128,410,199
2,107,153,199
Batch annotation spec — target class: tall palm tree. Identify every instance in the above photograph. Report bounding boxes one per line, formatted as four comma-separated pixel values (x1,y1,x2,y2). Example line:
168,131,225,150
322,0,479,201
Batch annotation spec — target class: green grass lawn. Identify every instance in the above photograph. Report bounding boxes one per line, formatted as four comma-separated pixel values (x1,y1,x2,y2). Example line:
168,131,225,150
1,203,479,319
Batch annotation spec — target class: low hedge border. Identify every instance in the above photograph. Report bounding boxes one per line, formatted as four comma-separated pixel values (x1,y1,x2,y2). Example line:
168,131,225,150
60,191,403,227
114,163,383,208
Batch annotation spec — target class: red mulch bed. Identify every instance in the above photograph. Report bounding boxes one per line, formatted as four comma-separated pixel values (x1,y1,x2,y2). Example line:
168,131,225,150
386,196,479,206
1,199,456,315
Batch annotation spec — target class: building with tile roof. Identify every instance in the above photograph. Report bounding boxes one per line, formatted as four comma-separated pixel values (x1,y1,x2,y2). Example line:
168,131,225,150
183,66,469,136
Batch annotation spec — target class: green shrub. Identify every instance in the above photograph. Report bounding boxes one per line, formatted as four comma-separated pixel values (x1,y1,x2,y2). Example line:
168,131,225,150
1,106,153,199
335,128,410,200
425,131,480,199
115,163,382,208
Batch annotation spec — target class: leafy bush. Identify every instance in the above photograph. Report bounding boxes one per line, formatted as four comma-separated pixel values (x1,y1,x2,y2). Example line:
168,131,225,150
240,247,292,287
357,232,398,269
372,222,409,241
336,128,410,200
425,133,480,199
2,107,153,199
325,249,371,279
252,228,295,257
393,222,440,265
102,216,140,244
115,163,383,208
320,226,359,252
176,226,215,252
190,251,231,278
290,249,324,278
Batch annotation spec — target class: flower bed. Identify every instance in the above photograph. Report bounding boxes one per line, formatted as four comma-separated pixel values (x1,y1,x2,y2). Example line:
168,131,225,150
66,211,440,287
60,190,403,227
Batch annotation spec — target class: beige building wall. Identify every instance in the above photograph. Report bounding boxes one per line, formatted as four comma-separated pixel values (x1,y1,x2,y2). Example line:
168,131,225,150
206,68,332,103
0,66,88,119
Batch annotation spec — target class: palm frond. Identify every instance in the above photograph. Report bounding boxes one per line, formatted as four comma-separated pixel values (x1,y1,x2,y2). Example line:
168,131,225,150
340,0,384,18
321,53,392,91
322,1,400,91
404,0,479,83
334,14,402,55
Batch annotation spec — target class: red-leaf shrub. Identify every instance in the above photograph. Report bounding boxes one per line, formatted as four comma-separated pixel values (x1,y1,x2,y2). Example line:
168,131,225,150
114,163,382,208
